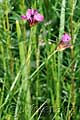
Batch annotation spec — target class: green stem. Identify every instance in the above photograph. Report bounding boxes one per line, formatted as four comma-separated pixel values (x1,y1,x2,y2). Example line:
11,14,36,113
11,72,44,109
29,50,58,80
55,0,66,119
36,46,40,106
16,20,31,119
70,0,75,118
30,100,48,120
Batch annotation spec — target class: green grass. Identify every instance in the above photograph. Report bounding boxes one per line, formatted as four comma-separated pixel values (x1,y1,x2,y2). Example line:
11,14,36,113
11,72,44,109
0,0,80,120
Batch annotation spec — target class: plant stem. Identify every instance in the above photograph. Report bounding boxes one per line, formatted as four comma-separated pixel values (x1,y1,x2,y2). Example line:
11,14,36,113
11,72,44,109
16,20,31,119
29,50,58,80
70,0,75,118
56,0,66,119
5,1,14,80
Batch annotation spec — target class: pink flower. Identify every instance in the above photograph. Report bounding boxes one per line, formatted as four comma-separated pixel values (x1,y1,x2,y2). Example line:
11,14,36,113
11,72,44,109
57,33,72,51
61,33,71,42
21,9,44,26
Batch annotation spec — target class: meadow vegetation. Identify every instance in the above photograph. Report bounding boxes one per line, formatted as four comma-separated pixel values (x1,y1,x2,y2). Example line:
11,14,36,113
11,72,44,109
0,0,80,120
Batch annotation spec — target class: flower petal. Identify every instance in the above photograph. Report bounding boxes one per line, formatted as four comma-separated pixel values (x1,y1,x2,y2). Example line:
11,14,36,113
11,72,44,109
26,9,37,19
34,13,44,22
26,9,32,19
21,15,27,19
31,9,37,15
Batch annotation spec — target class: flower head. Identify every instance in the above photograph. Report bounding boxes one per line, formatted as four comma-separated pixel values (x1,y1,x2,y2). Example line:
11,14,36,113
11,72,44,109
61,33,71,43
57,33,71,51
21,9,44,26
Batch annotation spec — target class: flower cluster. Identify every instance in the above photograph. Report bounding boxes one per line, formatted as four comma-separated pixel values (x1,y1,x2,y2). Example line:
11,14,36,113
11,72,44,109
21,9,44,26
21,9,71,51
